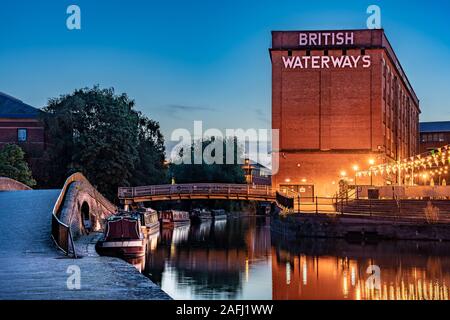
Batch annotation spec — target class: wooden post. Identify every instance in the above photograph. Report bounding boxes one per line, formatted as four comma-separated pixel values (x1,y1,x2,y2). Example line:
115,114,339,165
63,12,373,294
315,196,319,214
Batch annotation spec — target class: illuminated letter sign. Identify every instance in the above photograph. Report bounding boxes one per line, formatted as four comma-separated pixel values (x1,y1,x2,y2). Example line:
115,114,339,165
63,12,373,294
283,55,371,69
298,32,355,46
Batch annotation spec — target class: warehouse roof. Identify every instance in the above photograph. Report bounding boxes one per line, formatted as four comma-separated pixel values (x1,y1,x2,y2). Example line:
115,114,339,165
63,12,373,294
420,121,450,133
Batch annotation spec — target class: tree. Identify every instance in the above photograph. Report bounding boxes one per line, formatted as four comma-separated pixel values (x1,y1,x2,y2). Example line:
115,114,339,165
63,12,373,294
169,137,246,184
130,114,167,186
0,144,36,187
41,86,166,200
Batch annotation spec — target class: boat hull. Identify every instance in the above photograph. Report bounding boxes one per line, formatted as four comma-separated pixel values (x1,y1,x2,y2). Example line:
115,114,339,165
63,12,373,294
95,239,146,259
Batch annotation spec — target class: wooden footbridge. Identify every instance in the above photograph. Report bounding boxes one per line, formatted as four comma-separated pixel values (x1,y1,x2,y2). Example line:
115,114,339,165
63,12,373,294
118,184,293,207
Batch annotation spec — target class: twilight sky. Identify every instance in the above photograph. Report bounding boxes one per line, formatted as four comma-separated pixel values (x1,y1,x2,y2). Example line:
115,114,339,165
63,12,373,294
1,0,449,141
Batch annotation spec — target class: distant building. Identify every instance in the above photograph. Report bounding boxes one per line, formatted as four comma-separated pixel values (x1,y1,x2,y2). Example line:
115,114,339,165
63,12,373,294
242,159,272,186
419,121,450,153
0,92,46,179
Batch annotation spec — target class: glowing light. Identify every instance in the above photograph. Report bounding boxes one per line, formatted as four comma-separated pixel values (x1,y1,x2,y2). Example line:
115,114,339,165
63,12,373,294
353,165,360,172
286,262,291,285
285,178,291,183
340,171,347,177
302,261,308,285
369,158,376,166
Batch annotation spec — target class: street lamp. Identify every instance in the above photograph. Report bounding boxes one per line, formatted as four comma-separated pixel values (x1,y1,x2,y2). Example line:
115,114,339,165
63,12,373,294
352,165,359,184
353,165,359,199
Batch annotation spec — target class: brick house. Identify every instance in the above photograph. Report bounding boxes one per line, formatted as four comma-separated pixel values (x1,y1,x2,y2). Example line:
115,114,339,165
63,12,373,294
0,92,46,180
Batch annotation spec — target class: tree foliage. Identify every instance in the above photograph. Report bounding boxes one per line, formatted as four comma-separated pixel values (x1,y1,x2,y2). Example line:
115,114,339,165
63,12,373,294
41,86,166,200
0,144,37,187
169,137,246,184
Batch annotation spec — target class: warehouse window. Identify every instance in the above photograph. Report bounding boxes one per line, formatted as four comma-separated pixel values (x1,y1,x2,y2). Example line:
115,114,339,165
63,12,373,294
17,129,27,142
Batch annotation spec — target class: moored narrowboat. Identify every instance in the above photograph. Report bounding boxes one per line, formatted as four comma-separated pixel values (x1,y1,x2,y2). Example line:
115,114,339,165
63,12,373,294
96,215,146,259
136,207,160,235
161,210,190,227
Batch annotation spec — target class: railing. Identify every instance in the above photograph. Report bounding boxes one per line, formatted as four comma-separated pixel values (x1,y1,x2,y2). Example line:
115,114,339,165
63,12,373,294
118,183,277,199
288,195,450,224
293,196,340,215
51,213,77,258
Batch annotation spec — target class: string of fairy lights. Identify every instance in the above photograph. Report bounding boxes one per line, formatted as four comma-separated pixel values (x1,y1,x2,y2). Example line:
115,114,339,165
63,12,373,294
356,144,450,184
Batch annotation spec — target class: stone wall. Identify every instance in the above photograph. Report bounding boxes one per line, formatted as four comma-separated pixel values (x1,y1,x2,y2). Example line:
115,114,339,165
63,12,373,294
272,215,450,241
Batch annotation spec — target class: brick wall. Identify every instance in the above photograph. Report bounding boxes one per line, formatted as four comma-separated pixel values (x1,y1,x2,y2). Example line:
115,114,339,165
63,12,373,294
271,29,420,196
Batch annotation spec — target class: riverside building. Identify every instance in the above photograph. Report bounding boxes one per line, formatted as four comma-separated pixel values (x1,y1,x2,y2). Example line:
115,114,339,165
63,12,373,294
270,29,420,197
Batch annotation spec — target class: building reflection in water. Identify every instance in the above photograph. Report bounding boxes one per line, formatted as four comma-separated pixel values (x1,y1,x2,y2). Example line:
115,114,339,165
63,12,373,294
134,216,450,300
272,237,450,300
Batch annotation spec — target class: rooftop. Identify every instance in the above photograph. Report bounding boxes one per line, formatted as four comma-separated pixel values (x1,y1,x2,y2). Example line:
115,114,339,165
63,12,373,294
420,121,450,133
0,92,41,119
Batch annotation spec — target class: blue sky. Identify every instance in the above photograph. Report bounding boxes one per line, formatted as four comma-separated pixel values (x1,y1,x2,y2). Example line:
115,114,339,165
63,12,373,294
1,0,450,140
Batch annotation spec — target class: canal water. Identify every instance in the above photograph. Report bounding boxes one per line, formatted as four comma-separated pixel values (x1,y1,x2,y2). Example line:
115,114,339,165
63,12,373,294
131,216,450,300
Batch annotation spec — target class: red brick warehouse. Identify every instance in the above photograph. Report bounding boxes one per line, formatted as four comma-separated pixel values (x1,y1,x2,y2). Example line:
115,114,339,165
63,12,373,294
270,29,420,198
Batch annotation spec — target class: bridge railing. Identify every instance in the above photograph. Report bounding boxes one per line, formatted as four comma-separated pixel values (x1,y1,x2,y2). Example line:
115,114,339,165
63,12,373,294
51,213,77,258
118,183,276,199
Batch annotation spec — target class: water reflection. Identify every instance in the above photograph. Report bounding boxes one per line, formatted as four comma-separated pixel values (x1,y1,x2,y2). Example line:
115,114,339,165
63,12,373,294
272,236,450,300
134,217,450,300
144,217,271,300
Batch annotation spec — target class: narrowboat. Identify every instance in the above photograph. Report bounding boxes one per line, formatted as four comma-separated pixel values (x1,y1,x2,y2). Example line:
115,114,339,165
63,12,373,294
95,215,146,259
161,210,190,227
136,207,160,235
211,209,227,220
190,208,213,224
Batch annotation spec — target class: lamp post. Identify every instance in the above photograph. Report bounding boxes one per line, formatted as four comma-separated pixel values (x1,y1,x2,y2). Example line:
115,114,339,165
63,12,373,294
353,165,359,199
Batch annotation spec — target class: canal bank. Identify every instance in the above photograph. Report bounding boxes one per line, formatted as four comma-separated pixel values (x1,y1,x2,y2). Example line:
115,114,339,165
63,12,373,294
0,190,171,300
271,214,450,242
